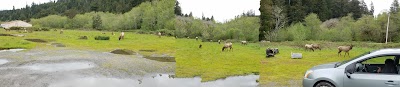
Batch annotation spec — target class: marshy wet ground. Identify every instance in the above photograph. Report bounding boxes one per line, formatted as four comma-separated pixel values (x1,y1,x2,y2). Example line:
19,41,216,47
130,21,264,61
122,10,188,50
0,59,9,65
0,47,257,87
20,62,95,72
49,74,258,87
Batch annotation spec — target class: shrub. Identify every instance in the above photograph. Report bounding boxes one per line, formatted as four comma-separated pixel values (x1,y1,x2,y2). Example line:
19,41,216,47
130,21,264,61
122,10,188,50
9,27,23,30
41,27,50,31
94,36,110,40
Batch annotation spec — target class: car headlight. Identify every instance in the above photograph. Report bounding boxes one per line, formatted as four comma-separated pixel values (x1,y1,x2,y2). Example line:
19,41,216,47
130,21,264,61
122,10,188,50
304,70,313,79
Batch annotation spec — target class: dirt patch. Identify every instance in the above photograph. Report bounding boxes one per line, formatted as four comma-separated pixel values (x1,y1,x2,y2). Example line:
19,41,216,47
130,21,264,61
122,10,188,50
110,49,136,55
0,34,13,36
51,43,66,47
143,54,175,62
25,39,48,43
139,50,157,52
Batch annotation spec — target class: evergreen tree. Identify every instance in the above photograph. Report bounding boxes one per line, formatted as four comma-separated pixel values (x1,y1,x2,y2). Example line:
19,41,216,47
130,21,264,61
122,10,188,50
92,14,102,30
360,0,369,14
211,16,214,21
189,12,193,17
259,0,274,41
391,0,400,14
175,1,182,16
370,2,374,15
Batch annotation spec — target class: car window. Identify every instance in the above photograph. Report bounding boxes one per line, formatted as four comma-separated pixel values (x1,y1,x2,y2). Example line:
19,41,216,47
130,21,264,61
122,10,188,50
362,56,395,64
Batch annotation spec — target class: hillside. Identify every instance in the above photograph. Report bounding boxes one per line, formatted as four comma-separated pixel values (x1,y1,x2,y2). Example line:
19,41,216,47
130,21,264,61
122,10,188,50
0,0,150,21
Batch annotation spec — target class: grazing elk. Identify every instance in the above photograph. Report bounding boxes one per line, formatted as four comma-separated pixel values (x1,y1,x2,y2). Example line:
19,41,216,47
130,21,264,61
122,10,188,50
241,41,248,45
311,44,321,50
338,45,354,57
119,32,125,40
60,29,64,34
222,42,233,51
158,32,162,38
305,44,314,51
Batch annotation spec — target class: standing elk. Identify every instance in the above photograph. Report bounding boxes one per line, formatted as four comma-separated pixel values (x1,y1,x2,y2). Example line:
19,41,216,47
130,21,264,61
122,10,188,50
311,44,321,50
305,44,314,51
241,41,248,45
338,45,354,57
119,32,125,40
222,42,233,51
157,32,162,38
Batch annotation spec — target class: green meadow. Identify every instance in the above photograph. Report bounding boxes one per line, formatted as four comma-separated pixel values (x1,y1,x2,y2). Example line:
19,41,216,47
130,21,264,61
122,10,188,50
3,29,400,85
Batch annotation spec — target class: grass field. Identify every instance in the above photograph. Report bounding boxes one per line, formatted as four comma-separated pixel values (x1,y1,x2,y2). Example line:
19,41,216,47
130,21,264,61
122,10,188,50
175,39,264,81
2,29,400,85
0,29,175,55
258,41,397,86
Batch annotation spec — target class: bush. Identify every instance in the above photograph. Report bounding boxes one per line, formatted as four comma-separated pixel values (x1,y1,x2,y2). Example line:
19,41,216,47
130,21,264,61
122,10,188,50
9,27,23,30
94,36,110,40
41,27,50,31
157,29,174,36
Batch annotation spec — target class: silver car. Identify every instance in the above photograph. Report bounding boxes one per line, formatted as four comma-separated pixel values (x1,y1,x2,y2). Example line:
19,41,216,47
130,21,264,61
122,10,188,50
303,49,400,87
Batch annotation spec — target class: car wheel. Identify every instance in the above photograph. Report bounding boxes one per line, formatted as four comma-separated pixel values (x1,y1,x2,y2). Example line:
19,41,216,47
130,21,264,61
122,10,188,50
315,81,334,87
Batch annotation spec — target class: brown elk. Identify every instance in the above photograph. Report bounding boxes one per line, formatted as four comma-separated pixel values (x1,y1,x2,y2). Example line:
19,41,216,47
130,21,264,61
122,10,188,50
241,41,248,45
158,32,162,38
338,45,354,57
222,42,233,51
305,44,314,51
119,32,125,40
311,44,321,50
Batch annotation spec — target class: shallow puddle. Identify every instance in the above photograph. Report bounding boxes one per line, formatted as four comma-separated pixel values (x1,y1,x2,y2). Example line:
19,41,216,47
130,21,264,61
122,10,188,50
21,62,95,72
110,49,136,55
49,74,258,87
0,49,25,52
0,59,9,65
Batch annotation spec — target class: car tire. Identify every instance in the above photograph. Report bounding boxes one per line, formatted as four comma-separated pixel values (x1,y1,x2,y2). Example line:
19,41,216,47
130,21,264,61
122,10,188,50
315,81,334,87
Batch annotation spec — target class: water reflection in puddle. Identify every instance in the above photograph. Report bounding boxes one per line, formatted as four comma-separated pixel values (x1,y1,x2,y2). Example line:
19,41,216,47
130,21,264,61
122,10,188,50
0,59,9,65
49,74,259,87
0,49,25,52
21,62,95,72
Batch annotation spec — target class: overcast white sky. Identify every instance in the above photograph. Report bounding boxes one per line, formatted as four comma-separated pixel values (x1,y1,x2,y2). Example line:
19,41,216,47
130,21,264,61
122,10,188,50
178,0,260,22
0,0,396,22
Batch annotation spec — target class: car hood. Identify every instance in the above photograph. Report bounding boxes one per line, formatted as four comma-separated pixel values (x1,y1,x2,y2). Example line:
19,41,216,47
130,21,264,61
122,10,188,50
310,62,337,70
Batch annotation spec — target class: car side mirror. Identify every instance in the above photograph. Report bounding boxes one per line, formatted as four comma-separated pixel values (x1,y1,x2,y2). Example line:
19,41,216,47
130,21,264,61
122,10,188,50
345,63,356,79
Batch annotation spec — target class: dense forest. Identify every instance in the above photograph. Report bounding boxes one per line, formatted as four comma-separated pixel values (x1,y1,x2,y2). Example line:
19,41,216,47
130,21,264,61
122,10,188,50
29,0,174,32
259,0,374,41
0,0,150,21
260,0,400,43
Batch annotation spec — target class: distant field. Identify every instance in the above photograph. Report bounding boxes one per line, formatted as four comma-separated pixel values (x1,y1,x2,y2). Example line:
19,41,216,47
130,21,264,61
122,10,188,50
0,29,175,55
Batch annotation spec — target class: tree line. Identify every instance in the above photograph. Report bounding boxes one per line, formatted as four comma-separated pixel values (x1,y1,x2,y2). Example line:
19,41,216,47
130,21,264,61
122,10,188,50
267,0,400,43
30,0,175,33
0,0,150,21
259,0,375,41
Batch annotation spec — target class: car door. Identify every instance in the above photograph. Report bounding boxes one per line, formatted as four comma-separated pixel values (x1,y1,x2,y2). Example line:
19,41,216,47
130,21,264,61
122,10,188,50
343,73,400,87
343,55,400,87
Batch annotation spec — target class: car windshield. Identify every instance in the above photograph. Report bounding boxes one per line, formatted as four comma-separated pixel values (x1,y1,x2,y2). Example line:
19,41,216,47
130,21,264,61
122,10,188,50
335,51,371,67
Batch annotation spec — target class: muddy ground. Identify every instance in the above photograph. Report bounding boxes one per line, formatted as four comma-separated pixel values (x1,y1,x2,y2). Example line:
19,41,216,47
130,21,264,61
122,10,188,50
0,47,175,87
